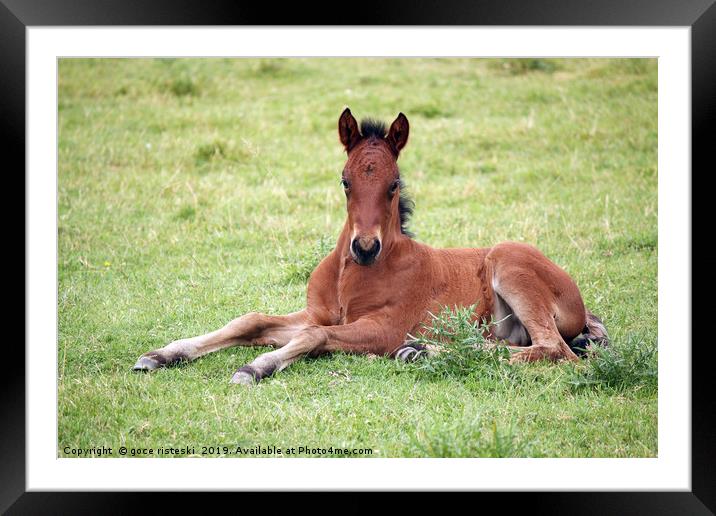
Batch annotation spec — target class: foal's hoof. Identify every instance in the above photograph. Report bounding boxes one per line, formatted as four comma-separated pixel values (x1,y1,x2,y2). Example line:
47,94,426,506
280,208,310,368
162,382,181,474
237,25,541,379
230,372,255,385
395,343,428,362
230,366,259,386
133,355,162,371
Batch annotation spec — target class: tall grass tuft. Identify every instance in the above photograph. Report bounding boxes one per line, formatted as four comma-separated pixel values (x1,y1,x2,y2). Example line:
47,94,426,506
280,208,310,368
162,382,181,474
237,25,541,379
195,140,226,164
407,304,514,381
169,76,198,97
568,336,657,392
411,418,526,457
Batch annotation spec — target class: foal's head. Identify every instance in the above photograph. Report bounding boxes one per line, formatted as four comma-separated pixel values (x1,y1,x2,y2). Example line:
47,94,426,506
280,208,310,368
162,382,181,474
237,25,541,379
338,108,412,266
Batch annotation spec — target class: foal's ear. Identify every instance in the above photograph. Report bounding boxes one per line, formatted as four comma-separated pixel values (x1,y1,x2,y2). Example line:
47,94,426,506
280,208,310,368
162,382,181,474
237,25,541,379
338,108,361,153
387,112,409,156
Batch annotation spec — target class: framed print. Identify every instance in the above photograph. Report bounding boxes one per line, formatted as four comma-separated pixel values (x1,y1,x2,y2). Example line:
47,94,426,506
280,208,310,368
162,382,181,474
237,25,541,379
6,0,714,513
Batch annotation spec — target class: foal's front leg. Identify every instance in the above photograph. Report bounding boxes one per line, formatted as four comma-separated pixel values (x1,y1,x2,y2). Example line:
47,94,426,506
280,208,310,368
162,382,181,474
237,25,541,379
231,316,404,385
133,310,309,371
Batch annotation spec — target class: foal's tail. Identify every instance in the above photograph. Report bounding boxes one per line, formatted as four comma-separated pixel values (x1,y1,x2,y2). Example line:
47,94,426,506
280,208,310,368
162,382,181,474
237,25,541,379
568,309,610,357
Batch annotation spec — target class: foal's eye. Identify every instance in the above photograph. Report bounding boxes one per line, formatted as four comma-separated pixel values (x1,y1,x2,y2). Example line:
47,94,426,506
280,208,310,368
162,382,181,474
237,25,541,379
341,178,350,190
389,180,401,196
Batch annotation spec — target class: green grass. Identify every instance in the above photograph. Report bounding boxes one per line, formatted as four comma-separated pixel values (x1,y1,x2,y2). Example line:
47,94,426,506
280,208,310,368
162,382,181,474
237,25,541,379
403,304,515,381
58,58,657,458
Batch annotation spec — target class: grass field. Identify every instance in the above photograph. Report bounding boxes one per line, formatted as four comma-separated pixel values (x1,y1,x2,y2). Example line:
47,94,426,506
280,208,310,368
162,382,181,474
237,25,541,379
58,58,658,458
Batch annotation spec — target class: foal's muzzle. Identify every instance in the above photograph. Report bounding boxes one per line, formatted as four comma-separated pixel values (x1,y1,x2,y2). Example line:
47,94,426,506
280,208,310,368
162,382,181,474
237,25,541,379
350,237,382,265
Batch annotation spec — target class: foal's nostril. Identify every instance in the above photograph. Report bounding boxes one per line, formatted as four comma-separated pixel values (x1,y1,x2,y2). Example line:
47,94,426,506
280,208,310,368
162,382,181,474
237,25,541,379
372,239,381,255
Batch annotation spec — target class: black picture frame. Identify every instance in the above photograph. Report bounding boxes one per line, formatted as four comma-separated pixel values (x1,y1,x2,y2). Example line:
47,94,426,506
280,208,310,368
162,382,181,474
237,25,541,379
5,1,713,513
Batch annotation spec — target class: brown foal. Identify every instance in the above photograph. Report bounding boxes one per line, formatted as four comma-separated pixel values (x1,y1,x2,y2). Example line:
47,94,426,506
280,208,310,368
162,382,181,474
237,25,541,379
134,108,608,384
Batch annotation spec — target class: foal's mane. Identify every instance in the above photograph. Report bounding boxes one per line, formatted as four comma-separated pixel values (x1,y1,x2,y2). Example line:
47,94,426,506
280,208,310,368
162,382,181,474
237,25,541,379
358,117,415,238
398,191,415,238
359,118,387,139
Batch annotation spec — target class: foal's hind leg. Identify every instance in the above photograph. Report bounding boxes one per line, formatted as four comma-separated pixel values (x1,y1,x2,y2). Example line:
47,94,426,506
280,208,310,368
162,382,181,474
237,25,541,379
494,281,578,364
486,246,582,363
493,271,579,364
133,310,309,370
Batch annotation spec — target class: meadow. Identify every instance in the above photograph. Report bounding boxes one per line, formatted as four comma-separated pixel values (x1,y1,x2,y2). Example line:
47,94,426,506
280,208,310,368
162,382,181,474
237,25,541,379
58,58,657,457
